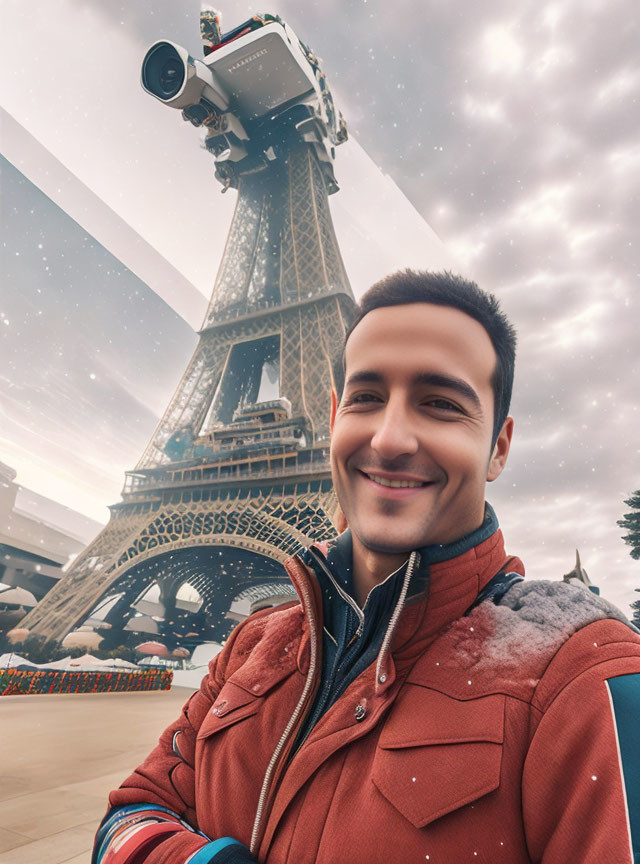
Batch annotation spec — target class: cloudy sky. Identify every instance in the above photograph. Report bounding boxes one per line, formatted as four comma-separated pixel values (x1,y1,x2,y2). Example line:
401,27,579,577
1,0,639,615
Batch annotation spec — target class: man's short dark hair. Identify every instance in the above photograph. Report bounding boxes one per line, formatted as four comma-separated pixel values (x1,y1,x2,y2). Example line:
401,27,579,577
335,270,517,449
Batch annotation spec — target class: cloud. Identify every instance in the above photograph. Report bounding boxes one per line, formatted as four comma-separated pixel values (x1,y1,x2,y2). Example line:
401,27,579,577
481,22,525,75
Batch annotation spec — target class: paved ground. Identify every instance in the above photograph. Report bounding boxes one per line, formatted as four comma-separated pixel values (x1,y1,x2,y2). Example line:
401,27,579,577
0,687,194,863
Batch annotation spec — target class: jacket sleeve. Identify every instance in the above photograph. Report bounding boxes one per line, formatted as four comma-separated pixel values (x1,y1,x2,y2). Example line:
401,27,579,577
522,620,640,864
92,607,277,864
109,670,216,818
93,669,218,864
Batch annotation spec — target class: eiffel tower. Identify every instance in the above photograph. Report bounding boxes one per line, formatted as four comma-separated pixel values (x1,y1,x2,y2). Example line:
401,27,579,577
19,15,356,648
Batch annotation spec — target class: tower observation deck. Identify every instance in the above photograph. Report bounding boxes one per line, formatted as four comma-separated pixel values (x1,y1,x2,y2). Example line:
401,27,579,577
19,13,356,648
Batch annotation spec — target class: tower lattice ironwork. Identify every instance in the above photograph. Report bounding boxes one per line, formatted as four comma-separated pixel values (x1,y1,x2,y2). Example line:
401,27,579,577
20,16,356,647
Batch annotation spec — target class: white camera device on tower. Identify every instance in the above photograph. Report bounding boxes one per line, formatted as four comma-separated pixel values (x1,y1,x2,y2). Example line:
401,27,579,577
141,18,346,189
141,24,321,125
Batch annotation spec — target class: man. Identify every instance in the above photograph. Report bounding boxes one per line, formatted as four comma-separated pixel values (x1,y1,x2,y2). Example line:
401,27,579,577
94,271,639,864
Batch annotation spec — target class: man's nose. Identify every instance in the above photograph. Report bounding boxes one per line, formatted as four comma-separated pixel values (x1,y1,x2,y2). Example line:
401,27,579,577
370,402,419,459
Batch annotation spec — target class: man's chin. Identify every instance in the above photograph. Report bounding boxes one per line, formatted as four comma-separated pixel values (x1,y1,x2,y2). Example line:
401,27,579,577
355,530,429,557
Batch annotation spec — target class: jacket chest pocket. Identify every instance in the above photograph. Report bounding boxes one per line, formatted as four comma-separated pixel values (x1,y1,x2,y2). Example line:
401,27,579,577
372,687,505,828
197,647,301,740
197,681,262,739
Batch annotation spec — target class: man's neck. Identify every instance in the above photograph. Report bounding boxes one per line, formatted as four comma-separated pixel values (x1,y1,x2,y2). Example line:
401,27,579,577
351,536,408,607
349,507,493,606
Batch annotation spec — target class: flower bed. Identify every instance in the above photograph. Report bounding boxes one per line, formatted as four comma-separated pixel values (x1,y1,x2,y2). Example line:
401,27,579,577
0,667,172,695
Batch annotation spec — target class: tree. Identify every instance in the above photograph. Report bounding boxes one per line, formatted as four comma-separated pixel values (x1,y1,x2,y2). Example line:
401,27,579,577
617,490,640,560
18,634,67,664
630,591,640,630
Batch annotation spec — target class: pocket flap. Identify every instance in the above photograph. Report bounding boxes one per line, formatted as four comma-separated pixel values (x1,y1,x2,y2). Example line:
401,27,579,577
197,681,261,739
372,688,505,828
379,687,505,748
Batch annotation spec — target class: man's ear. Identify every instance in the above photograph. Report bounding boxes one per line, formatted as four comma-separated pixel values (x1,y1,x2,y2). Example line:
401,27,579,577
487,416,514,482
330,388,338,434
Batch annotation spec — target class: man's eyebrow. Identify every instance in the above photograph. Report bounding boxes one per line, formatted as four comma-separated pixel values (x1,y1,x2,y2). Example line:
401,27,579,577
345,370,482,411
414,373,482,410
344,370,384,386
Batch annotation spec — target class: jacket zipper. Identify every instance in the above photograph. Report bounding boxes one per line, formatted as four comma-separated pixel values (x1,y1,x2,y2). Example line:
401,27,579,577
290,589,353,754
305,546,415,639
249,566,320,854
249,548,419,854
375,551,418,685
305,545,365,637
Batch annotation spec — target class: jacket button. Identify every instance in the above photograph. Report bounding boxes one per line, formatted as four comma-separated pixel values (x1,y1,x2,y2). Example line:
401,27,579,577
354,703,367,722
378,673,387,684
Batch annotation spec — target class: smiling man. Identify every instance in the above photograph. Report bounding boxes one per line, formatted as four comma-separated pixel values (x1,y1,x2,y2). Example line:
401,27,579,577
330,290,513,603
94,271,640,864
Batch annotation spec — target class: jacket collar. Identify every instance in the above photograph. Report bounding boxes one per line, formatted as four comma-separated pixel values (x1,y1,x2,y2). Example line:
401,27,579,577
285,503,524,684
394,517,523,650
300,502,507,605
405,501,502,600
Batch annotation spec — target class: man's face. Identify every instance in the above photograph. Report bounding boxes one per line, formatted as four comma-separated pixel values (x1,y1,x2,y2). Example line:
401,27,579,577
330,303,512,556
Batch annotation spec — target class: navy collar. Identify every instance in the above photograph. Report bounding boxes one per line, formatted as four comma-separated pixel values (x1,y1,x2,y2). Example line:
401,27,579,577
417,501,499,564
306,501,500,604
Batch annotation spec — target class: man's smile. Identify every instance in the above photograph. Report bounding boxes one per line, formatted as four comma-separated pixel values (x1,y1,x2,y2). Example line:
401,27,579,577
358,469,436,498
361,470,429,488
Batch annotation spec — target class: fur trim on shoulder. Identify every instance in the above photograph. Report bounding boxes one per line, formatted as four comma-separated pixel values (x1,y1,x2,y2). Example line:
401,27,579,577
436,580,633,694
476,580,631,671
498,578,630,623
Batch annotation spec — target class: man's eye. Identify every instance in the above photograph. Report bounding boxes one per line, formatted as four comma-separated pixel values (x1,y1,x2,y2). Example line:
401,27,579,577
427,398,463,412
348,392,382,404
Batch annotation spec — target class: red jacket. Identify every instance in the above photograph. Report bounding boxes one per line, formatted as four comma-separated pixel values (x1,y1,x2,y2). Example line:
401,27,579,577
105,528,640,863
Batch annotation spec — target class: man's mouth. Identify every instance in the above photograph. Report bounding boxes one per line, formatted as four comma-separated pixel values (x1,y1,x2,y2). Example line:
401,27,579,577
363,472,428,489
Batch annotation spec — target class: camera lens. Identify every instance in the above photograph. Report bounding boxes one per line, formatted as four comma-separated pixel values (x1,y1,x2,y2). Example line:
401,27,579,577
142,42,186,100
159,58,183,95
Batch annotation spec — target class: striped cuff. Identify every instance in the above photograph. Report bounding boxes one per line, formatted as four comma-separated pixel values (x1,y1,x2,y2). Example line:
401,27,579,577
94,804,208,864
103,821,184,864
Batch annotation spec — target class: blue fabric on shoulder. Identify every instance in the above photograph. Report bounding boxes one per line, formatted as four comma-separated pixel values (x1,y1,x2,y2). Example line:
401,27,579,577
606,673,640,863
